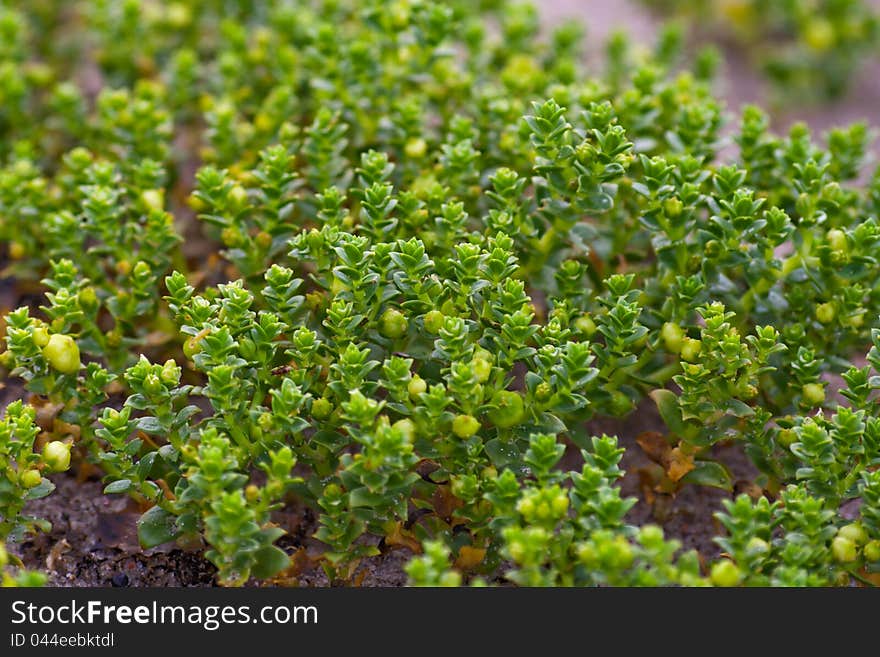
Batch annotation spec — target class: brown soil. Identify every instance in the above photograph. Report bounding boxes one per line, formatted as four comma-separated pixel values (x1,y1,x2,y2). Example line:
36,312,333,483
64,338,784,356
14,473,415,587
15,475,216,587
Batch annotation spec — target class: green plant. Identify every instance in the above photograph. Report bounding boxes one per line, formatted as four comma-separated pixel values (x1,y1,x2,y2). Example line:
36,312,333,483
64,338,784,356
0,543,46,587
639,0,880,99
0,401,62,587
2,0,880,588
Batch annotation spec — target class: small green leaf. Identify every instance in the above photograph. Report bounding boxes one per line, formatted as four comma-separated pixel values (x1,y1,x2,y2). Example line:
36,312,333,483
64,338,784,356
312,430,349,451
349,486,387,508
725,399,755,418
535,413,567,434
650,389,685,436
250,545,291,580
31,517,52,534
137,505,180,548
484,438,520,468
103,479,132,494
25,479,56,501
136,452,158,481
679,461,733,491
137,416,165,434
158,444,178,461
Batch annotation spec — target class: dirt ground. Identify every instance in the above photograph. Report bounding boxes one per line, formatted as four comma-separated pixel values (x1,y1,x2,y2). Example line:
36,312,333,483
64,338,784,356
8,2,880,586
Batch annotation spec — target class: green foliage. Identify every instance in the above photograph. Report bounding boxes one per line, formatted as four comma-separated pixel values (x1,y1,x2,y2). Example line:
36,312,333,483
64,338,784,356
2,0,880,587
0,401,61,542
0,542,46,587
0,401,60,586
640,0,880,99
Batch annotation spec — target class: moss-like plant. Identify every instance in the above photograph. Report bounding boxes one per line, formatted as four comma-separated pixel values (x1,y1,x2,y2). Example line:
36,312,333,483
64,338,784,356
2,0,880,587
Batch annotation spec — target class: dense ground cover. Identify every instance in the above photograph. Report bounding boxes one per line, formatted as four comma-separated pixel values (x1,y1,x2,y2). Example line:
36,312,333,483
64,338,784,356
3,0,880,587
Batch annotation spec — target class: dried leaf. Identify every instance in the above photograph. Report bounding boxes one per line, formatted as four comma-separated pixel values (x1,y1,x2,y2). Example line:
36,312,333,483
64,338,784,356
733,480,764,500
46,539,71,571
454,545,486,570
432,485,463,521
667,447,695,482
636,431,672,466
52,418,81,440
857,569,880,587
384,521,422,553
637,463,664,504
33,401,63,431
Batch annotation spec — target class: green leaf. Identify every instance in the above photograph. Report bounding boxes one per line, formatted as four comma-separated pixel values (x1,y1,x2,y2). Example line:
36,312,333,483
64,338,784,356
535,413,567,434
136,452,158,481
312,430,349,451
175,405,202,424
250,545,291,580
679,461,733,491
484,438,520,469
137,416,166,434
650,389,685,436
31,517,52,534
137,506,180,548
725,399,755,418
158,444,178,462
25,479,56,501
103,479,132,494
524,371,543,394
567,428,593,451
349,486,387,508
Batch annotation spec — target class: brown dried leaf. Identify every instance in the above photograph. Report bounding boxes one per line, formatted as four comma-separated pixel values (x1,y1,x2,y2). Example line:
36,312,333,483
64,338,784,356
384,522,422,553
265,548,317,586
33,401,63,431
857,569,880,587
733,480,764,500
454,545,486,570
416,458,442,482
667,447,695,482
636,431,672,466
52,418,81,440
46,539,71,571
637,463,664,504
75,461,103,483
351,569,368,587
289,547,316,576
432,485,463,522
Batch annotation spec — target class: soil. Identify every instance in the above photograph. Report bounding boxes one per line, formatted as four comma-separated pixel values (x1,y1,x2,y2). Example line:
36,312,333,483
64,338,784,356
17,475,217,587
4,2,880,586
15,471,415,587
